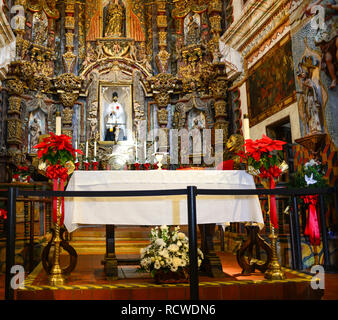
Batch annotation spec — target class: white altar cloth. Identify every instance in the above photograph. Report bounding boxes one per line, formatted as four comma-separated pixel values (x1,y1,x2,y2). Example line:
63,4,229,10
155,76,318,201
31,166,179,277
64,170,264,232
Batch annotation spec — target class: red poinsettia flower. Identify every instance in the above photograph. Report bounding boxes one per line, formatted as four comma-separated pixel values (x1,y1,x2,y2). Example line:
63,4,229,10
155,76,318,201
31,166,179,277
0,208,7,220
33,132,83,161
46,164,69,181
257,135,286,152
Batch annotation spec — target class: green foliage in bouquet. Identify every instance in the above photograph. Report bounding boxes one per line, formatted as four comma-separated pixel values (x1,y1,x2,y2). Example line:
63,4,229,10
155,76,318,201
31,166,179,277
289,159,328,189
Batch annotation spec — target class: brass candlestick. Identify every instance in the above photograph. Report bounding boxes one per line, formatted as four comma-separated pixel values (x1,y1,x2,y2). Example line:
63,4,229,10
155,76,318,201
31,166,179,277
264,194,286,280
49,192,65,285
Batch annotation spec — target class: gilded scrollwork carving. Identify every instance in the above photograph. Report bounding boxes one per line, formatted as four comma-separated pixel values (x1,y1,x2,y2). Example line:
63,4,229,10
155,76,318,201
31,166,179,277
55,73,82,93
8,96,22,115
7,118,23,144
62,106,74,125
6,79,25,96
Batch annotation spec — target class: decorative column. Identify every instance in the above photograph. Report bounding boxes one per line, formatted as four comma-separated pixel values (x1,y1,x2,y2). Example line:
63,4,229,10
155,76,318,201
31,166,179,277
6,62,34,165
211,63,229,145
55,73,82,137
63,0,77,73
208,0,223,54
149,73,177,156
155,0,170,73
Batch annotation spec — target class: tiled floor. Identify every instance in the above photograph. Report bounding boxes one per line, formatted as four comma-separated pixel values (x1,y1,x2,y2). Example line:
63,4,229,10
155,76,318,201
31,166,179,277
1,252,337,300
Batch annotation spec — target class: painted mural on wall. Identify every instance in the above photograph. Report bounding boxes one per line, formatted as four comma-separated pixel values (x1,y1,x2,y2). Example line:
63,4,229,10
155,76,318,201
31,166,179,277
247,37,296,127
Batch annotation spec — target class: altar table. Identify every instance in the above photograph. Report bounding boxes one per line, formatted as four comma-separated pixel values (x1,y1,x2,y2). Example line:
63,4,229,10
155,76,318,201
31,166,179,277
64,170,264,233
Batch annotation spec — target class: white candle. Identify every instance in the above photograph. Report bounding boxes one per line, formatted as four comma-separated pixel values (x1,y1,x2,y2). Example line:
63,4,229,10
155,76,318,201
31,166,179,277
56,112,61,135
75,140,78,161
85,141,88,159
135,144,138,161
243,116,250,140
144,141,147,159
94,141,97,158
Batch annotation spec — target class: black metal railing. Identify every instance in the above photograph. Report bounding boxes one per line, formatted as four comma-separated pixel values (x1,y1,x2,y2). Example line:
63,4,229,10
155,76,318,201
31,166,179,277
3,183,338,300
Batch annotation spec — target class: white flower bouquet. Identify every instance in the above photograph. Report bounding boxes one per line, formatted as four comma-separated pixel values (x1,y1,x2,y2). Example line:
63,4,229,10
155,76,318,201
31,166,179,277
139,225,204,283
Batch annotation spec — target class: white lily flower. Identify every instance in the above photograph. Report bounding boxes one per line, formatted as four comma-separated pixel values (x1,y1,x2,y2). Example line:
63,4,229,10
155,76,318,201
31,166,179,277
305,173,317,185
304,159,318,169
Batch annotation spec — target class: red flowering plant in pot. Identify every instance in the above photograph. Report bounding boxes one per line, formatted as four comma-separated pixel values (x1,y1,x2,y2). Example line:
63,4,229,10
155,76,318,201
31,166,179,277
12,165,31,183
33,132,83,224
238,135,289,229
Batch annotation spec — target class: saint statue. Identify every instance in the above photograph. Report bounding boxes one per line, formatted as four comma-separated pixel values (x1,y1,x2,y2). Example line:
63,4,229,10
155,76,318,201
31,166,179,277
297,57,323,134
30,118,42,151
306,0,338,89
105,92,126,142
185,16,200,45
105,0,124,38
189,118,204,155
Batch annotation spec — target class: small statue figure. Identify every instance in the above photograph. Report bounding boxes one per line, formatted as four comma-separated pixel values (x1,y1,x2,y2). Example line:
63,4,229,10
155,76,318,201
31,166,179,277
226,134,245,170
185,15,200,45
297,56,323,134
105,0,124,38
105,92,126,141
306,0,338,89
30,118,42,151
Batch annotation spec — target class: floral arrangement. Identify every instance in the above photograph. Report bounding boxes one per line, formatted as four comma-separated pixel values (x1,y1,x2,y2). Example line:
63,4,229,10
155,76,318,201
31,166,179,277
139,225,203,282
238,135,288,229
12,165,31,183
290,159,328,189
34,132,82,181
33,132,83,224
289,159,328,246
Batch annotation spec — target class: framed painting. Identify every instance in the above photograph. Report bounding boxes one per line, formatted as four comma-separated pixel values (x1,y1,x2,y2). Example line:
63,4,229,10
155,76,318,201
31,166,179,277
98,82,133,143
246,35,296,127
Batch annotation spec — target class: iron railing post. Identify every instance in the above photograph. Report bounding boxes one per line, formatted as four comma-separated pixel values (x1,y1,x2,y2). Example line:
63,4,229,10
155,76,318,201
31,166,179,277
292,195,303,270
318,194,330,269
288,200,297,270
5,187,17,300
187,186,199,300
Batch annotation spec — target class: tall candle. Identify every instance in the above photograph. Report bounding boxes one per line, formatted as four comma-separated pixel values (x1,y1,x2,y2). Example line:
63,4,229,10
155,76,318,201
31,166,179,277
56,111,61,135
243,115,250,140
75,140,78,161
144,141,147,159
94,141,97,158
85,141,88,159
135,144,138,161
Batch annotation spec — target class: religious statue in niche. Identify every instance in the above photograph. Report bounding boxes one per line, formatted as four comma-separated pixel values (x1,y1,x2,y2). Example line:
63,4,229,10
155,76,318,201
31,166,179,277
104,92,127,142
184,14,200,46
32,11,48,46
104,0,124,38
29,118,42,151
188,110,206,155
305,0,338,89
297,56,324,134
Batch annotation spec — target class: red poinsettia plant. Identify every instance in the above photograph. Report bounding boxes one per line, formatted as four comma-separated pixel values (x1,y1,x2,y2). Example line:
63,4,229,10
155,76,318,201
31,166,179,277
33,132,83,225
238,135,288,229
33,132,83,181
12,165,31,182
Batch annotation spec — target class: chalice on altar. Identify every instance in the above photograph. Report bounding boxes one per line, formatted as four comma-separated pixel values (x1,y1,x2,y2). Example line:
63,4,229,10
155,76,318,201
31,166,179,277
153,152,168,170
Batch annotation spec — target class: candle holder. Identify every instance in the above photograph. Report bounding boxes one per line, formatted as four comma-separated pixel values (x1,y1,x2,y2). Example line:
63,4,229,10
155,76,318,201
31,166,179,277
49,182,65,286
83,160,90,171
92,160,99,170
